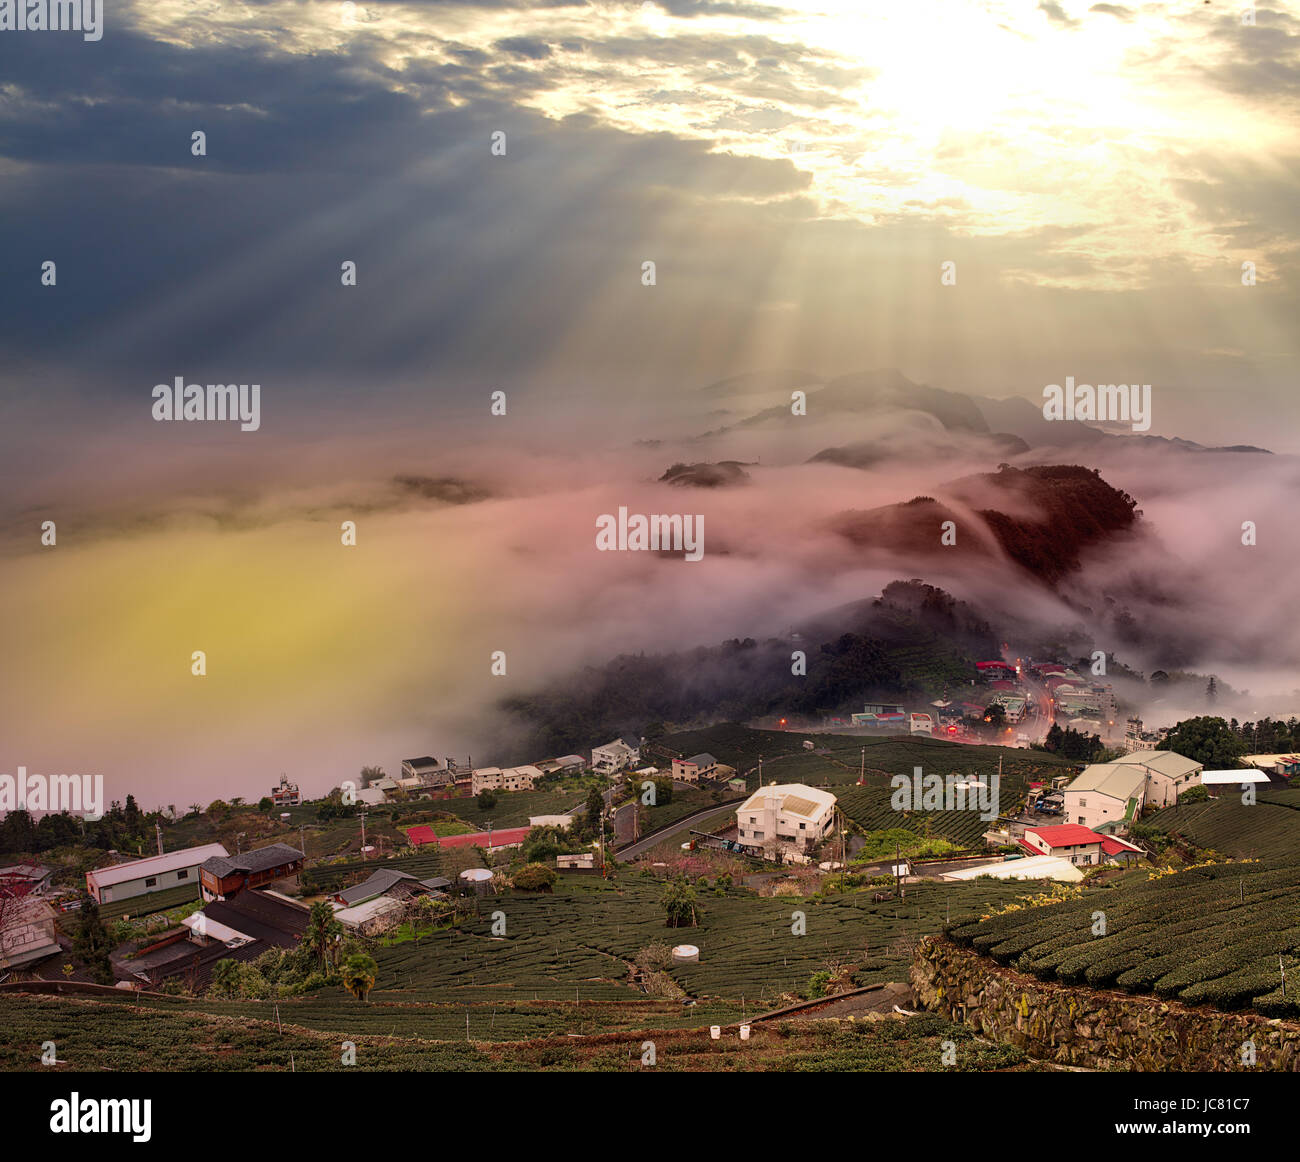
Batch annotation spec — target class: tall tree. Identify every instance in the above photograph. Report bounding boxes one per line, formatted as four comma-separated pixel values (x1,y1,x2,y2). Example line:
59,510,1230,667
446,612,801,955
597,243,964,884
1164,716,1246,768
661,875,699,928
71,895,114,984
586,788,605,830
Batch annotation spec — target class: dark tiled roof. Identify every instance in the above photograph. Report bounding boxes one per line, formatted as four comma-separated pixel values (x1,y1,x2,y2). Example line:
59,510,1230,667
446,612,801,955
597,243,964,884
145,937,266,991
201,843,304,878
336,869,418,906
203,890,309,948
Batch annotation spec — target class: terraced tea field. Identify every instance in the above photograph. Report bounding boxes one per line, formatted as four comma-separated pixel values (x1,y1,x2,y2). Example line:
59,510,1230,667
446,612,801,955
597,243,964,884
1145,794,1300,860
0,994,1033,1071
345,875,1025,1016
4,874,1037,1056
946,854,1300,1017
662,726,1073,797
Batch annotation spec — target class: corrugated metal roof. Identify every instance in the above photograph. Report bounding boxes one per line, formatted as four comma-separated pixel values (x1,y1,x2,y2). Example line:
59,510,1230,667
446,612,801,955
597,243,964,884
88,843,229,889
1200,770,1269,784
1066,763,1146,800
1110,750,1202,779
944,855,1083,882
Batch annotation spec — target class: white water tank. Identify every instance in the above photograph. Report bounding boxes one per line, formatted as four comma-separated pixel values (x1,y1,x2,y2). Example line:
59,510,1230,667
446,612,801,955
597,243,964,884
671,944,699,964
460,868,494,895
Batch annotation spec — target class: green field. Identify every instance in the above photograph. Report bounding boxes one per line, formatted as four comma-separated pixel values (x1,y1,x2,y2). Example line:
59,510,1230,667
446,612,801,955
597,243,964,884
946,854,1300,1017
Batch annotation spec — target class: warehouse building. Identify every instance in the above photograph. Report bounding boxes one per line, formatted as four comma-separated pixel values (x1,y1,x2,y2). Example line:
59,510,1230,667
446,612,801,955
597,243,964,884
85,843,228,906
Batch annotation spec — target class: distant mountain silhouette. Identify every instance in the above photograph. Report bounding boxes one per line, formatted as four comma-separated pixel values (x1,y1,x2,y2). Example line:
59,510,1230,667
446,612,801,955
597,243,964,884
810,431,1030,469
699,368,1272,455
499,580,998,757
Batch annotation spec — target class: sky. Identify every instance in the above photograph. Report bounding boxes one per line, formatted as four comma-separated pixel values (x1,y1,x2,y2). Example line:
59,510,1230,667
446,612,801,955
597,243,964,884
1,0,1298,810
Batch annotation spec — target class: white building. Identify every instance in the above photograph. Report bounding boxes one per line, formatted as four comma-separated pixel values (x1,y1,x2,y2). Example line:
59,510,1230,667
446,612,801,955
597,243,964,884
1063,750,1202,830
471,765,542,794
85,843,228,905
591,739,640,775
1062,764,1147,830
270,773,301,807
735,784,837,856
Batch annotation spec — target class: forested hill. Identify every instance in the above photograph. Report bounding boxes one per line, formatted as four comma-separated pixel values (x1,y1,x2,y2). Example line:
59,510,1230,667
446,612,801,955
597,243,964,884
499,581,996,760
831,465,1141,586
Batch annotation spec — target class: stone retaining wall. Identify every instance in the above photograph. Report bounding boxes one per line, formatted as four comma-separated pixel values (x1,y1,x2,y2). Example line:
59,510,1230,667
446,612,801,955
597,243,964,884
911,935,1300,1071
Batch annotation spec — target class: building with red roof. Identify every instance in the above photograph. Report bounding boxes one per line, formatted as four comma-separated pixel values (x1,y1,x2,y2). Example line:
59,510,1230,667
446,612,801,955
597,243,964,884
1020,824,1106,866
407,825,530,851
1098,834,1146,862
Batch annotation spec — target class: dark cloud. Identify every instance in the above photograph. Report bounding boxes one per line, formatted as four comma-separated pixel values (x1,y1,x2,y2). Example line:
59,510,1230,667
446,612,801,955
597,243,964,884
493,36,554,59
653,0,785,17
1038,1,1080,30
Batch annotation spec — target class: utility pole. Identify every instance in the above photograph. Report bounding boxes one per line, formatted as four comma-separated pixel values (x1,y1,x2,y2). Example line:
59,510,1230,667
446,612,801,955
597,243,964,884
155,820,164,857
839,808,845,892
359,810,368,859
860,746,865,785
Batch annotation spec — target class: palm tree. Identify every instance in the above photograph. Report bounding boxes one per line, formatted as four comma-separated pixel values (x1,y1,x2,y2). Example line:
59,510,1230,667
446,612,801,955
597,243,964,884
342,952,378,1002
301,901,345,972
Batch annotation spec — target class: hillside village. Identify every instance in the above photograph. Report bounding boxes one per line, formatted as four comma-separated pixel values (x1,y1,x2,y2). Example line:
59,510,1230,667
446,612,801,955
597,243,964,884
4,680,1300,1071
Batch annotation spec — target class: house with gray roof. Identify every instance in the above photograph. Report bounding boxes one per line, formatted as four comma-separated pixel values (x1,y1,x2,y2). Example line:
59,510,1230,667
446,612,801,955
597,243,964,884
671,753,718,783
1064,750,1202,831
330,868,421,908
199,843,304,901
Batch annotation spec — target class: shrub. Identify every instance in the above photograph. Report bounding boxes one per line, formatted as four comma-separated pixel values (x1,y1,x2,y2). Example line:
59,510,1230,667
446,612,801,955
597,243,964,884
511,863,557,892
